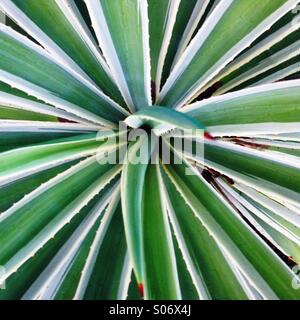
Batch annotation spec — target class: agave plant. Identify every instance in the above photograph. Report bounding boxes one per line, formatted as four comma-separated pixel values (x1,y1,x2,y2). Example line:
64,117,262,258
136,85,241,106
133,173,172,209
0,0,300,300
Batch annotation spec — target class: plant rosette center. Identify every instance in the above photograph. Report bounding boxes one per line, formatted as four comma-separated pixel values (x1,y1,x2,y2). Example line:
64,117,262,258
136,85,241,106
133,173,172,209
95,106,211,166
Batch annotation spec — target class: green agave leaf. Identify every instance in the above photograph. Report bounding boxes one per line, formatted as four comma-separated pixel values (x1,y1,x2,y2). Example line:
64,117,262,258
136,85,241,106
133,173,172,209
0,131,122,186
215,38,300,95
218,21,300,83
24,190,129,300
85,0,151,111
203,140,300,197
207,125,300,142
184,81,300,126
0,157,121,283
0,24,126,125
169,0,211,69
163,156,300,299
2,0,125,106
250,57,300,87
74,196,129,300
158,0,297,107
246,206,300,266
142,163,181,299
161,167,249,300
182,136,300,204
254,216,300,265
52,213,107,300
148,0,180,95
74,0,96,40
121,135,153,286
0,120,99,152
234,182,300,231
0,106,56,122
212,177,300,267
161,0,199,85
230,184,300,264
0,121,101,152
171,233,199,300
121,136,180,299
200,11,300,95
0,182,115,300
0,80,40,100
196,156,300,211
0,159,80,213
0,81,84,123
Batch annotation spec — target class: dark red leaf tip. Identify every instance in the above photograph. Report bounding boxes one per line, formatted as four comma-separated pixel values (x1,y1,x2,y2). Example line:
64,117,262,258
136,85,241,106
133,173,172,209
204,131,215,140
138,283,144,298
